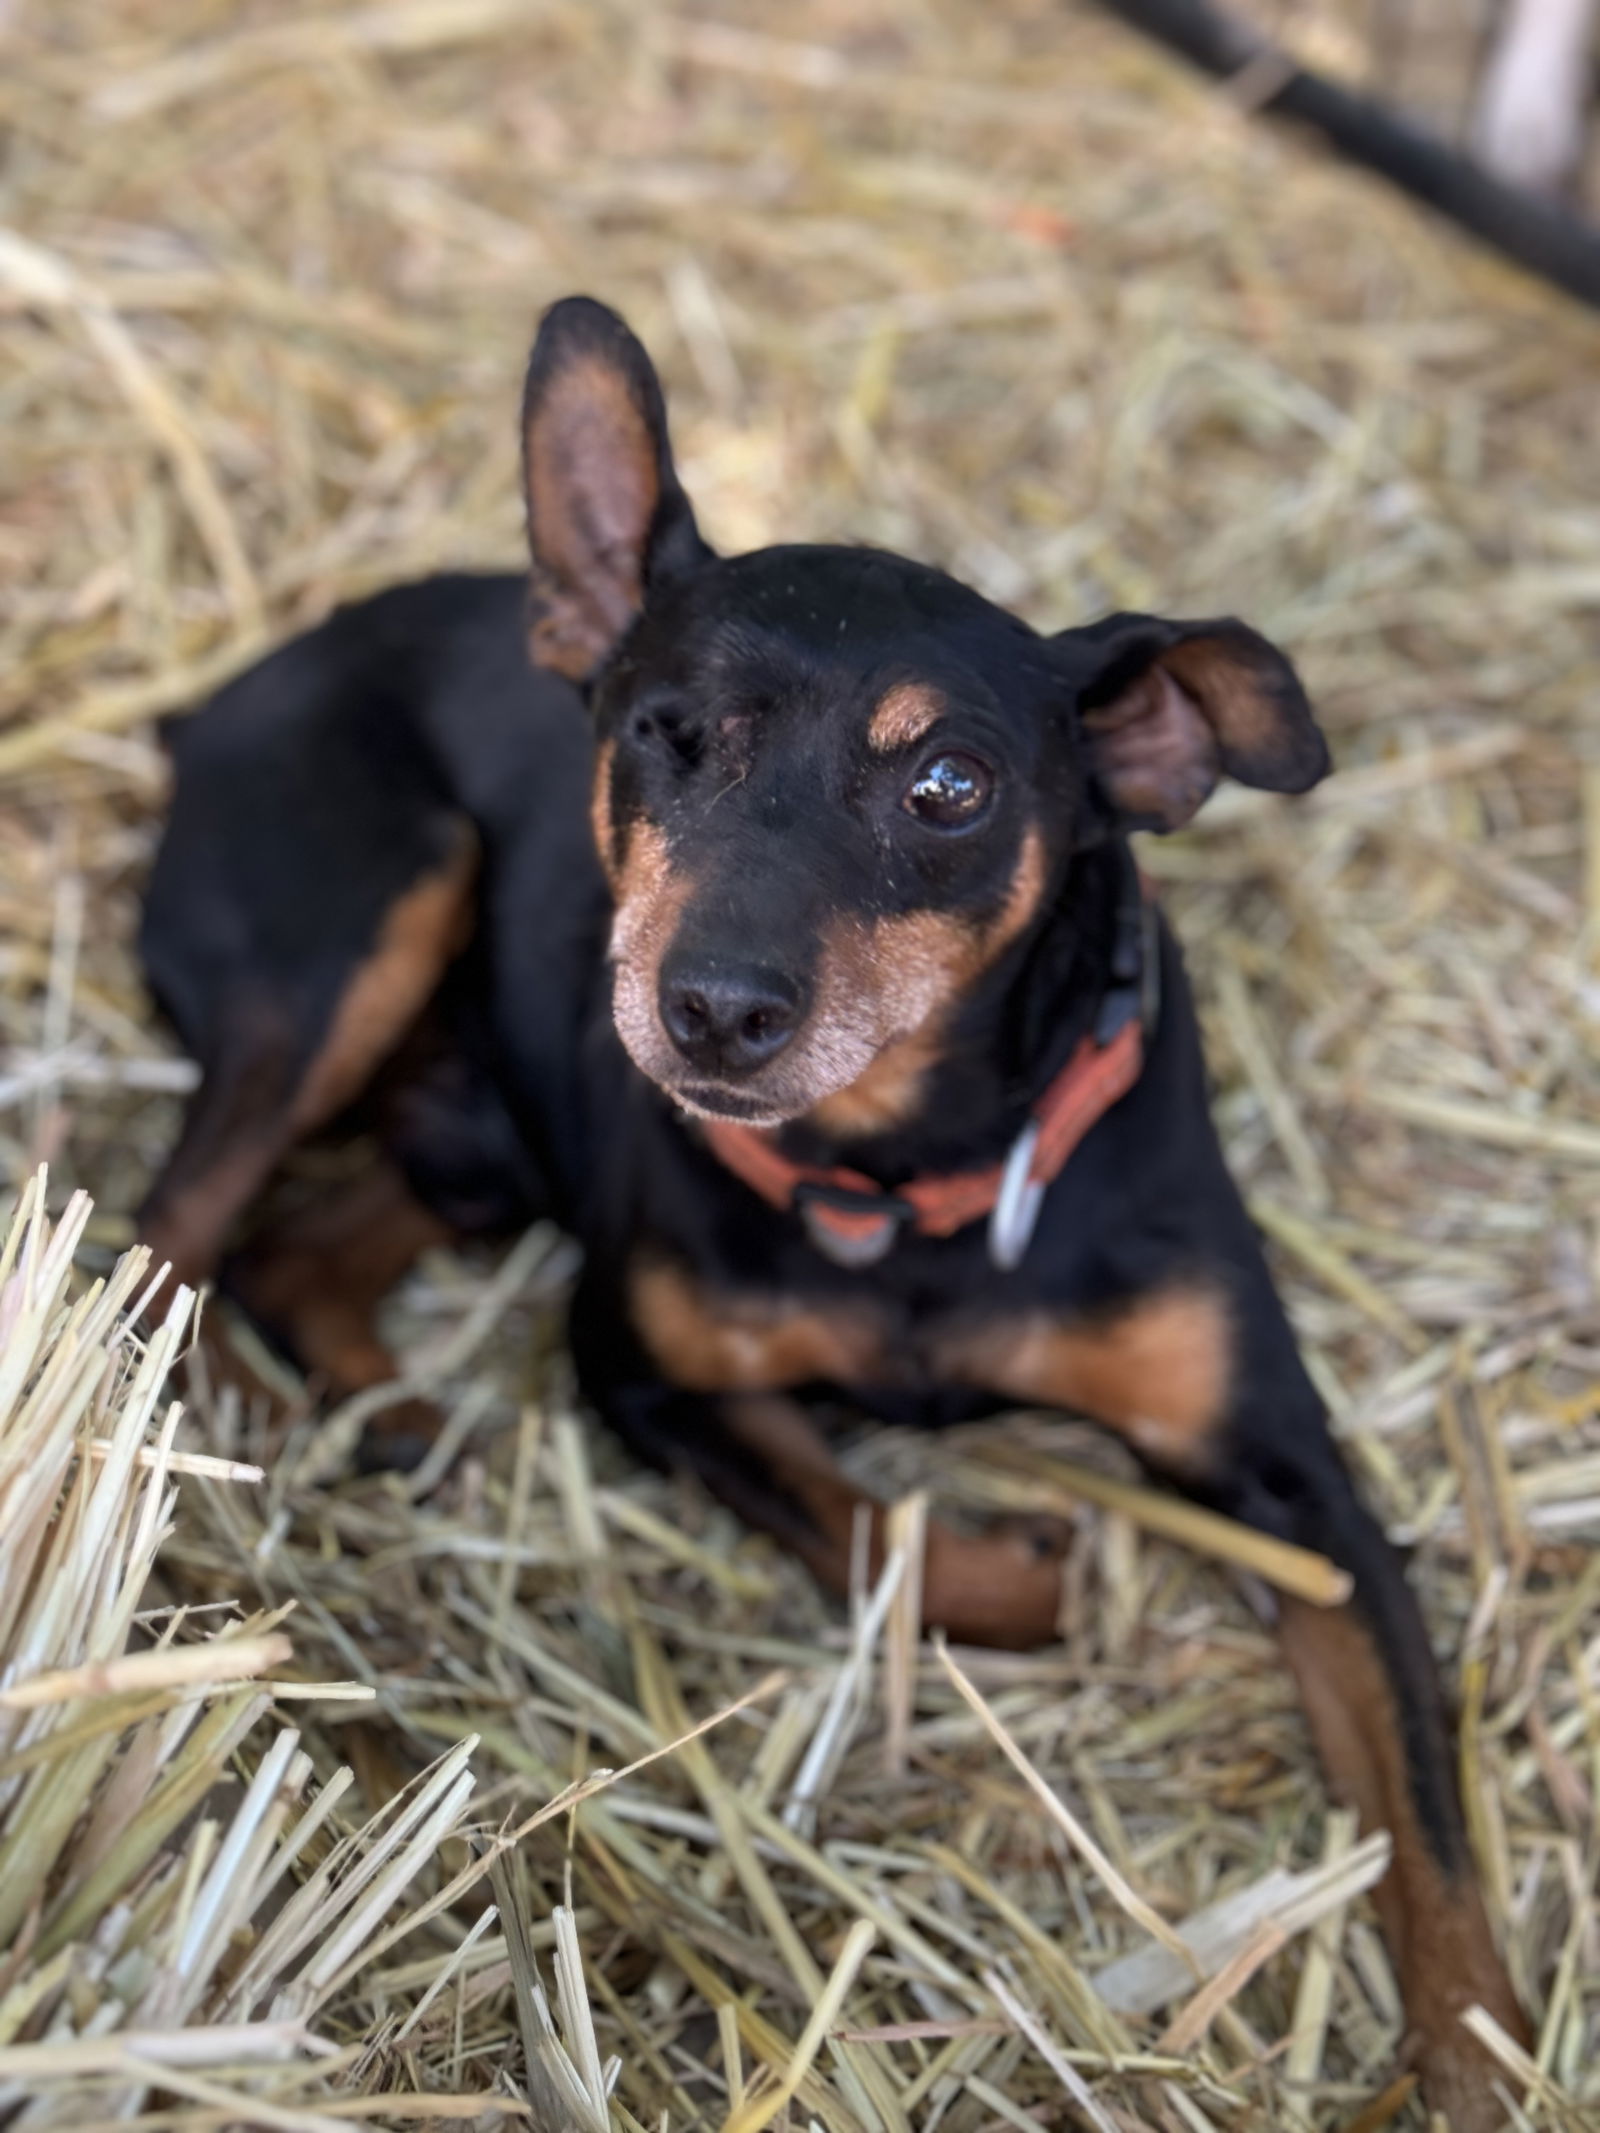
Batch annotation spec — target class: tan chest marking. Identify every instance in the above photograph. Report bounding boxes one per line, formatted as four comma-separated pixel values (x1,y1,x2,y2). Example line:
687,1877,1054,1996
939,1285,1232,1471
630,1261,886,1394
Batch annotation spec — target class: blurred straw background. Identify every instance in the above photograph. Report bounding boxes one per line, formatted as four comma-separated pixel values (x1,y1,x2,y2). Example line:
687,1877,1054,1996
1,1,1598,2127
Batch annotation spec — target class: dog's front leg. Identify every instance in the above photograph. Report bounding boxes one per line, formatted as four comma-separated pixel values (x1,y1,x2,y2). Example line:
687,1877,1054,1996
584,1374,1069,1650
1217,1403,1529,2131
942,1281,1528,2129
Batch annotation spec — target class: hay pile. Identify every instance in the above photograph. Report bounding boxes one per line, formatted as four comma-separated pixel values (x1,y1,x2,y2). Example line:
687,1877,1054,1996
0,1178,771,2125
1,2,1597,2127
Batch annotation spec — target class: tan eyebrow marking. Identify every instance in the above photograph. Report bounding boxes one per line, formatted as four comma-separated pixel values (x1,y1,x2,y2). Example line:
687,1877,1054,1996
868,681,945,753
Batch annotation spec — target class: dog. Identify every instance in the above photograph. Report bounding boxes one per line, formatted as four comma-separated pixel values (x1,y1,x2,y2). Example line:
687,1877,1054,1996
138,295,1527,2126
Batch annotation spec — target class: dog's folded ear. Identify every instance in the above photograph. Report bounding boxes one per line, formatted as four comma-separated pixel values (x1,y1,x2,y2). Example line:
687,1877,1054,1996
521,296,711,684
1069,615,1329,833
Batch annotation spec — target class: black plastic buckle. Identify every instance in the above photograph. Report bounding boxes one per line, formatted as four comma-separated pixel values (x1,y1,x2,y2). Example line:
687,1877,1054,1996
1093,845,1161,1044
1093,978,1142,1045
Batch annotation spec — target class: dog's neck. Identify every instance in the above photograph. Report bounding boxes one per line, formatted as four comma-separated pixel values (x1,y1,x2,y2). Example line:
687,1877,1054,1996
774,838,1127,1186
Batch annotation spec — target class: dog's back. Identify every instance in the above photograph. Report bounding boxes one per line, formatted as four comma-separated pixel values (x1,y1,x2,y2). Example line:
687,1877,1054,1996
144,573,594,1047
139,570,607,1310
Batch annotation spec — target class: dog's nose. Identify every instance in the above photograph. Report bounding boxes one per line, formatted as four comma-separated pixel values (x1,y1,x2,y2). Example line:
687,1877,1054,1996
659,956,805,1076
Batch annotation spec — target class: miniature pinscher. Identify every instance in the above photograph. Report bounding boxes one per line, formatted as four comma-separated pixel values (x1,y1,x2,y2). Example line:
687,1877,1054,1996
139,296,1526,2124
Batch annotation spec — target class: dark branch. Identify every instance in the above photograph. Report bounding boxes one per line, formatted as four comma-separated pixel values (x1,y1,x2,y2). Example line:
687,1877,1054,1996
1096,0,1600,312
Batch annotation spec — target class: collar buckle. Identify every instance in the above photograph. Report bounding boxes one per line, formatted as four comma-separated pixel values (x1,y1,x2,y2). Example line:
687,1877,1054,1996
793,1179,914,1268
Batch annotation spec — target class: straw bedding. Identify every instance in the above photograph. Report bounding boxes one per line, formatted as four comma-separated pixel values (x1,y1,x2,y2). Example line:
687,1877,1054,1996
1,2,1597,2127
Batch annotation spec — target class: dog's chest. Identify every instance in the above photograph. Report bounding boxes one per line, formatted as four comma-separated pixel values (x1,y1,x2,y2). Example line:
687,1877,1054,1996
628,1255,959,1398
624,1248,1237,1474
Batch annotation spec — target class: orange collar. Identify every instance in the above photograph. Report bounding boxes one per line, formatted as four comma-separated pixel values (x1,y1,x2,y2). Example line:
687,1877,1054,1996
700,870,1156,1270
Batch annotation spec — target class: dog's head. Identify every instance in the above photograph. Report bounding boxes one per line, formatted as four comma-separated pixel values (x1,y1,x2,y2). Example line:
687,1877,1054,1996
522,296,1329,1134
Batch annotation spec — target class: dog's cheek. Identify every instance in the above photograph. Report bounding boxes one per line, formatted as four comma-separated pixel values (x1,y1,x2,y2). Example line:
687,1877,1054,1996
816,827,1045,1050
607,822,691,1057
589,738,618,884
796,830,1047,1136
879,825,1047,1023
785,911,969,1128
806,915,938,1064
986,823,1047,958
800,1024,947,1139
610,821,684,947
610,960,674,1080
834,912,971,1030
764,1016,884,1116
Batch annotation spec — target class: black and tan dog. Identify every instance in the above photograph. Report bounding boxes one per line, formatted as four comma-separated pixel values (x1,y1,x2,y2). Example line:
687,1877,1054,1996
139,296,1525,2124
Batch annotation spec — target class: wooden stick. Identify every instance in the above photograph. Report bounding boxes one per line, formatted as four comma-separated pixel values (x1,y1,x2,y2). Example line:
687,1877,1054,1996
964,1439,1353,1607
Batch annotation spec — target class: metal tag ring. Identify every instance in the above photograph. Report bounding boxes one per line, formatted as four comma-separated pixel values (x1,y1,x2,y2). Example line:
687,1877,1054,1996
989,1119,1045,1271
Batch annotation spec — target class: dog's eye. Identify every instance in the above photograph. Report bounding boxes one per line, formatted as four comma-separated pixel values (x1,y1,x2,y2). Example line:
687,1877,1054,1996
904,752,992,828
631,702,701,769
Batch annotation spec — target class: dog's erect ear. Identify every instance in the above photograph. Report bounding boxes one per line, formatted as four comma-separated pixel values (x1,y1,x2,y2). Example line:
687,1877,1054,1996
521,296,710,684
1070,614,1329,833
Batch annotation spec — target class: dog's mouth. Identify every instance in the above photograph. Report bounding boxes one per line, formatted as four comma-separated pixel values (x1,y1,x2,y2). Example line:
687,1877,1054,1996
666,1081,797,1128
623,1036,881,1131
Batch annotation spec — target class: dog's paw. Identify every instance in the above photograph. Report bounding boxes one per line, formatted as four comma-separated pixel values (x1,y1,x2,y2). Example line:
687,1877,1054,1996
984,1510,1074,1566
354,1398,447,1478
920,1514,1072,1649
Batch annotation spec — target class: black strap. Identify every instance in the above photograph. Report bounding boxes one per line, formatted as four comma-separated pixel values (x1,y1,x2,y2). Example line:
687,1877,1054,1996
1097,0,1600,315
